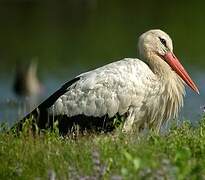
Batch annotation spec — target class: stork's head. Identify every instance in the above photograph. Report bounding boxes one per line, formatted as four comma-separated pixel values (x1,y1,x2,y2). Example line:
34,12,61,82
138,29,199,94
138,29,173,57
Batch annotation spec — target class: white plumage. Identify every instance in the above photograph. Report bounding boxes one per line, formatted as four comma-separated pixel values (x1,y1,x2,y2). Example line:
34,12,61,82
50,59,154,117
15,29,199,134
48,57,183,132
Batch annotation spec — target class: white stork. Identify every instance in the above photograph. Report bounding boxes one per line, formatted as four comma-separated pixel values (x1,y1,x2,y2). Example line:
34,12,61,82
14,29,199,134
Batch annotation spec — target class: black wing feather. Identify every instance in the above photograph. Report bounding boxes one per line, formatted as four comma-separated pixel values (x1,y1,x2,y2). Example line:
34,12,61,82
12,77,80,132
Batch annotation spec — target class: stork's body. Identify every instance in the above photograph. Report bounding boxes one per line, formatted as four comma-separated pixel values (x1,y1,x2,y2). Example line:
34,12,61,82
14,29,199,134
50,58,184,132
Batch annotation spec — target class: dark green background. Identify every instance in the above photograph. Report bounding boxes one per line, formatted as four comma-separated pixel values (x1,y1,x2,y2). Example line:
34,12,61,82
0,0,204,74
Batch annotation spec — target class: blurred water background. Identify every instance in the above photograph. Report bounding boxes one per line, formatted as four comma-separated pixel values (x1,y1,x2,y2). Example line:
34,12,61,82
0,0,205,125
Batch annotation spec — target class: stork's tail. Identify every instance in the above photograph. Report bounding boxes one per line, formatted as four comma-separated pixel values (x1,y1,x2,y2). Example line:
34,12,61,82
11,77,81,134
11,107,50,134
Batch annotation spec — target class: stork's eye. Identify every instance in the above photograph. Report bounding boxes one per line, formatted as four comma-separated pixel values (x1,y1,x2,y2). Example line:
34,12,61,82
159,37,167,47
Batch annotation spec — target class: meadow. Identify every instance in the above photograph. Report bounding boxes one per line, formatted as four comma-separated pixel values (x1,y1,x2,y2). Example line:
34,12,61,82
0,117,205,180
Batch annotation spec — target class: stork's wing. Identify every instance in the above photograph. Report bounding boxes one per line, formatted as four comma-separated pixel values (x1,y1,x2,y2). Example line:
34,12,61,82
38,77,80,110
48,58,155,118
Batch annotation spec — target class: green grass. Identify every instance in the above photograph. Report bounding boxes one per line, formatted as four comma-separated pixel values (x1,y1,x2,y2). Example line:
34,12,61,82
1,117,205,179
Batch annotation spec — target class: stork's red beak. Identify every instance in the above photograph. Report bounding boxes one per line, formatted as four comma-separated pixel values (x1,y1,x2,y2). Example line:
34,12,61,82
163,52,199,94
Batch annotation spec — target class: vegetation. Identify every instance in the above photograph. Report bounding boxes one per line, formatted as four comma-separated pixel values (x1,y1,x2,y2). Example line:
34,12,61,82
1,117,205,179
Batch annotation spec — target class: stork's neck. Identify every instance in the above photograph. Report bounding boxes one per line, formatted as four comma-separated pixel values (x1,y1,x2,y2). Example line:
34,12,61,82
144,53,185,121
143,53,175,79
147,54,170,76
145,53,185,94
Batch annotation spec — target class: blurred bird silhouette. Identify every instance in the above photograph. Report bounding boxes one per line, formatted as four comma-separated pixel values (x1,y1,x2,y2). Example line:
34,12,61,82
13,59,44,97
